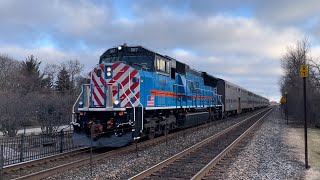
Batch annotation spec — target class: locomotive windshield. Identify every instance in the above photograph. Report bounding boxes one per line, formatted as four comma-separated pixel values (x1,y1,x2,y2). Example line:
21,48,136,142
100,48,154,71
122,55,153,70
101,55,153,71
102,56,119,63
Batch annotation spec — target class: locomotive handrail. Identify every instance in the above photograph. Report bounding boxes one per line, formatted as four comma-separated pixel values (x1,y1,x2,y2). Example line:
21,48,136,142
118,83,144,109
173,83,186,107
118,83,136,131
173,83,185,94
118,82,144,138
71,88,84,123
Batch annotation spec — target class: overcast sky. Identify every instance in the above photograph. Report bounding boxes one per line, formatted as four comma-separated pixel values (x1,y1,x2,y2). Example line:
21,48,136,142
1,0,320,102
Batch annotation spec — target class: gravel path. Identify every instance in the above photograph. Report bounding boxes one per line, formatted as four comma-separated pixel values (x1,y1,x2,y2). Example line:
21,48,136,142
45,110,265,180
210,108,306,180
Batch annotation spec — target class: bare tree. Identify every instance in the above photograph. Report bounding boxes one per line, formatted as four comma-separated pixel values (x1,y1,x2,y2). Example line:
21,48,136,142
0,55,33,136
0,55,22,93
43,64,59,90
0,54,85,136
0,92,37,137
37,94,74,134
281,38,310,88
308,58,320,87
63,59,84,93
37,95,63,134
280,38,320,126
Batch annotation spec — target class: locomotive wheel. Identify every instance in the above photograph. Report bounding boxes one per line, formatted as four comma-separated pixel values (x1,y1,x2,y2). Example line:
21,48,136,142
156,125,163,135
164,124,170,134
171,122,177,129
148,127,156,139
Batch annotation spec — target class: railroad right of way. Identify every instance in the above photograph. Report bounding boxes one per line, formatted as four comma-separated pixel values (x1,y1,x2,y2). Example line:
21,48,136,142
130,107,273,179
44,109,267,180
204,107,306,179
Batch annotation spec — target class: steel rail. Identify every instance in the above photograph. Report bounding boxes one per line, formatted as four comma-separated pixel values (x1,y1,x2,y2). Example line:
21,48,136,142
129,108,271,180
3,147,89,173
191,107,274,180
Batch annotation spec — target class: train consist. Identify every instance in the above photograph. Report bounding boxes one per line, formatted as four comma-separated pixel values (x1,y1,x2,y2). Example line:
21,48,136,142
71,44,269,147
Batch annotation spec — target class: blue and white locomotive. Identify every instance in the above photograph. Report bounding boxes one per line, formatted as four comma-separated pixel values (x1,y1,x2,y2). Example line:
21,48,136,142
71,44,224,147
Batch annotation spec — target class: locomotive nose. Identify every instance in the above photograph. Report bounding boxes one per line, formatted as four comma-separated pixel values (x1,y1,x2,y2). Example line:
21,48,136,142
85,62,140,109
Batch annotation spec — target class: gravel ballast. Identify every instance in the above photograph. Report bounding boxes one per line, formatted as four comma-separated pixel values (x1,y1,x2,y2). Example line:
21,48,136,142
45,110,265,180
45,107,317,180
209,108,306,179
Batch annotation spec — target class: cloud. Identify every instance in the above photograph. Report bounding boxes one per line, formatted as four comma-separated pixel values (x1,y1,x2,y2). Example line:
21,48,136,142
0,0,111,49
0,0,304,57
0,45,101,73
107,14,303,62
253,0,320,25
127,0,320,43
128,0,320,25
1,0,316,103
311,46,320,59
169,47,282,99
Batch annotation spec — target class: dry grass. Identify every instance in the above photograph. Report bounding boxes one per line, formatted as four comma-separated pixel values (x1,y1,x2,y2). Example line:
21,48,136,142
288,127,320,180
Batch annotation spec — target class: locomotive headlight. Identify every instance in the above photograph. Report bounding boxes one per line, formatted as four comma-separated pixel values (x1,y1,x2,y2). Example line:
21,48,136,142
79,101,83,105
113,100,119,105
107,67,111,72
107,72,112,76
118,46,122,50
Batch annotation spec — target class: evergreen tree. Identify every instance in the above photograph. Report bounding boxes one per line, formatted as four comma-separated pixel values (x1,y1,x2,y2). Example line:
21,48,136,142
42,76,53,90
21,55,43,93
56,67,71,93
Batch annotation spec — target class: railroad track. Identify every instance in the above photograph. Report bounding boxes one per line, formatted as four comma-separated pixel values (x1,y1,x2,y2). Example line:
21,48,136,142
130,107,273,180
2,147,92,180
202,113,268,180
3,108,267,180
2,116,222,180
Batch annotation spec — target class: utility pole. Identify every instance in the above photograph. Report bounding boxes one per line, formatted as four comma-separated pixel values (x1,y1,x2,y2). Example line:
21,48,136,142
280,96,286,118
300,64,309,169
303,75,308,168
285,92,288,125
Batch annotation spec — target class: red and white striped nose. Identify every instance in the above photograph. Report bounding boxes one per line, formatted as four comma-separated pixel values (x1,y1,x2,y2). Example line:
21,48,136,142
88,63,141,109
90,64,106,107
105,63,141,108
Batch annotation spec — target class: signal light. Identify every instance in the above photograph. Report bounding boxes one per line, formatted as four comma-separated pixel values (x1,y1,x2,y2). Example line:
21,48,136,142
107,67,111,72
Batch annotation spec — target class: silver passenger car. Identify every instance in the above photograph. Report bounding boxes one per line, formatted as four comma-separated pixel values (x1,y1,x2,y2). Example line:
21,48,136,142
217,79,269,116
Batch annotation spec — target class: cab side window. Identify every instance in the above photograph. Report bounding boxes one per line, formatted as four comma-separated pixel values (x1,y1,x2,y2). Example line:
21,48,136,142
156,57,170,74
